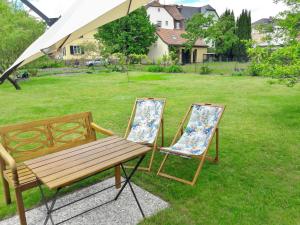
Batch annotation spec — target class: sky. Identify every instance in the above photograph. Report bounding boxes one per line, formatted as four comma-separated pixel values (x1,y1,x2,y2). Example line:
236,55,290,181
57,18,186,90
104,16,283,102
28,0,286,22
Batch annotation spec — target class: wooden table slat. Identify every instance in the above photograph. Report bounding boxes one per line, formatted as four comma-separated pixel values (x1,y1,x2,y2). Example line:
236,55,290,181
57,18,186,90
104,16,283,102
46,146,150,189
28,139,132,170
24,137,151,190
34,142,139,178
39,144,147,183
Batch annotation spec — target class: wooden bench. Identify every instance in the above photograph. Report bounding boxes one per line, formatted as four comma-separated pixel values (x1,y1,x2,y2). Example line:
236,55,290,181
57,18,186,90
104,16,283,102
0,112,116,225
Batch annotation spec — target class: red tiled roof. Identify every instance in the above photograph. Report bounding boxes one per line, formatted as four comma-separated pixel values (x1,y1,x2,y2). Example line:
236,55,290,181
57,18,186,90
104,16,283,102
164,5,185,21
156,28,207,47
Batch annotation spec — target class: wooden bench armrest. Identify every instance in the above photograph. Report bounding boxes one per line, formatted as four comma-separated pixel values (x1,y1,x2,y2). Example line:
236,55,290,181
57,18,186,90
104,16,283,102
91,123,114,136
0,144,16,171
0,144,19,186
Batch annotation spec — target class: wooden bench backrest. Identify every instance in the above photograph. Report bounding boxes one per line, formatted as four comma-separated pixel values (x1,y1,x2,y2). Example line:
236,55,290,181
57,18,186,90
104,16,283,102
0,112,96,163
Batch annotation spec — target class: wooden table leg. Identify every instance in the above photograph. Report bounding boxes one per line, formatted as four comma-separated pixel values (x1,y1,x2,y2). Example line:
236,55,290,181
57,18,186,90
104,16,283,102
115,165,121,189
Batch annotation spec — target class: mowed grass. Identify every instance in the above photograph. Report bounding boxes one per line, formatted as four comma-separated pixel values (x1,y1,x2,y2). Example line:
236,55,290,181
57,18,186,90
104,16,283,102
0,72,299,225
182,61,250,75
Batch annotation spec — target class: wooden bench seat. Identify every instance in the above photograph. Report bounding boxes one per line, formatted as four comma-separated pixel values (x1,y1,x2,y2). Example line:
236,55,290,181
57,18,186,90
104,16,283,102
0,112,114,225
3,164,37,191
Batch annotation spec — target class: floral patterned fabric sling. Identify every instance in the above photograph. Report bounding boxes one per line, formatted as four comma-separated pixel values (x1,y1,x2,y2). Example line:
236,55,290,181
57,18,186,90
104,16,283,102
162,105,223,156
127,99,164,145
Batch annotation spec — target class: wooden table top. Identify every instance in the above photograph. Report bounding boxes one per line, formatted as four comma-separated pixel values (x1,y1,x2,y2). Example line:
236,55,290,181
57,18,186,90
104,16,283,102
24,136,151,190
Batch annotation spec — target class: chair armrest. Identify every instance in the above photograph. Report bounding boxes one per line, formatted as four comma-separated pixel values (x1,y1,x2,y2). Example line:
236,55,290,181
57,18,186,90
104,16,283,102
91,123,114,136
0,144,16,171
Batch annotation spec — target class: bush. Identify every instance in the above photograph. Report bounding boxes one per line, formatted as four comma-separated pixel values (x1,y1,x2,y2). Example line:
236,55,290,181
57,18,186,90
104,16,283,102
164,65,183,73
27,69,38,77
247,42,300,78
147,65,164,72
24,56,65,69
200,65,212,74
232,71,243,76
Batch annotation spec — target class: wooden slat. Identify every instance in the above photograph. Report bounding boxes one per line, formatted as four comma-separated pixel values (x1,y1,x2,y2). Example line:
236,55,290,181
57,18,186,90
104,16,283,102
25,136,119,165
38,143,147,182
0,112,92,134
32,141,138,176
24,137,151,190
46,147,150,189
27,137,126,170
4,164,37,188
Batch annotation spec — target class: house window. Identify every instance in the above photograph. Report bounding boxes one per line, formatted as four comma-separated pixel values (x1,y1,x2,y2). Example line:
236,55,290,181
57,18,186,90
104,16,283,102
175,22,181,29
165,21,169,26
70,45,84,55
157,21,162,28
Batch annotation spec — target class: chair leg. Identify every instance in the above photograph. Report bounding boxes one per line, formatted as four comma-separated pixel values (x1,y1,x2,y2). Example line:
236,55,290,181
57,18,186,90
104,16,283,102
215,128,219,163
115,165,121,189
147,148,156,172
157,153,206,186
191,157,206,186
1,175,11,205
125,147,156,172
161,118,164,147
156,153,169,175
15,188,27,225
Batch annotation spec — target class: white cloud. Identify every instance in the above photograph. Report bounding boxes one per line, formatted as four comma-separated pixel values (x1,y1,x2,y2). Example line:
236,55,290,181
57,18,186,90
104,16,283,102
27,0,286,22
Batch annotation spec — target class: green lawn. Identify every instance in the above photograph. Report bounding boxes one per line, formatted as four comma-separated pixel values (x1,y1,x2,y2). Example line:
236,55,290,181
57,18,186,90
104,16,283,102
182,62,250,75
0,72,299,225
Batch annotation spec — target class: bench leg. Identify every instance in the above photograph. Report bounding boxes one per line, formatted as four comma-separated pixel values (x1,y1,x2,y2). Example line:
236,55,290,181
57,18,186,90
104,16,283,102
115,165,121,189
2,177,11,205
15,188,27,225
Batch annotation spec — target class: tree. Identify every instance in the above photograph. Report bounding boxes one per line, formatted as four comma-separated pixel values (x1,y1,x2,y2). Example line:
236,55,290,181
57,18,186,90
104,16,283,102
234,10,252,60
95,7,157,59
183,9,239,59
210,10,238,59
181,13,215,49
0,0,45,72
247,0,300,84
274,0,300,43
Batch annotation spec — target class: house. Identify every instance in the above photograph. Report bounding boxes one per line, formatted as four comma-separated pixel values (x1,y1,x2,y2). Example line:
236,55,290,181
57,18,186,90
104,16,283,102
148,28,208,64
178,4,219,22
147,1,184,29
252,18,284,47
60,30,100,62
146,1,216,64
58,1,216,64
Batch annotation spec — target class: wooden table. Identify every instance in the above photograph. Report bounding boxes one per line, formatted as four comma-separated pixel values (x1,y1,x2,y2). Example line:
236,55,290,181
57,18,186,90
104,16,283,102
24,136,151,225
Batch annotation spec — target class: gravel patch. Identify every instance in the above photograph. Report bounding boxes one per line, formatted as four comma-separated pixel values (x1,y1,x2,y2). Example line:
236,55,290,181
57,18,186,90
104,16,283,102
0,177,169,225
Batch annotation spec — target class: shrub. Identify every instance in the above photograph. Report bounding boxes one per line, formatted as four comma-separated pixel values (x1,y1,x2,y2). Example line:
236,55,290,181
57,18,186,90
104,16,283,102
147,65,164,72
232,71,243,76
27,69,38,77
247,42,300,78
200,65,212,74
164,65,183,73
24,56,65,69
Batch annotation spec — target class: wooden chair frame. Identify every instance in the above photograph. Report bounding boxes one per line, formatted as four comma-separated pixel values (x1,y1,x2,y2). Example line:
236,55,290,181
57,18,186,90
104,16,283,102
0,112,114,225
157,103,225,186
124,98,166,172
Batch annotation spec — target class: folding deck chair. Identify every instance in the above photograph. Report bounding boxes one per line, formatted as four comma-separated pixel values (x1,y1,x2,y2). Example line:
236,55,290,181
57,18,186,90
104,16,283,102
125,98,166,172
157,103,225,186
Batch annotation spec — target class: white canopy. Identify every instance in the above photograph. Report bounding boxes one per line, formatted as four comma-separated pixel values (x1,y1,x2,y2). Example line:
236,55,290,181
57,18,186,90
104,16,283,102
0,0,151,86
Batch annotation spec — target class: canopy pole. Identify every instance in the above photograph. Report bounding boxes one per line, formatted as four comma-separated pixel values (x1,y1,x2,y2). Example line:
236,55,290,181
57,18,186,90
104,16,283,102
0,61,23,90
7,77,21,90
